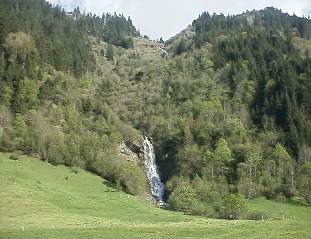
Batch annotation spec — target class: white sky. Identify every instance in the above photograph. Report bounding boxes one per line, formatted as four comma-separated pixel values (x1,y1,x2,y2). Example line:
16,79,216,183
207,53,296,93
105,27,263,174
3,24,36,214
47,0,311,40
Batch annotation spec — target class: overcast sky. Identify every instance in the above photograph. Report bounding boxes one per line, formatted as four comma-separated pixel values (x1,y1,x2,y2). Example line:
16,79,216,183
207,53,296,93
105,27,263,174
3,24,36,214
47,0,311,40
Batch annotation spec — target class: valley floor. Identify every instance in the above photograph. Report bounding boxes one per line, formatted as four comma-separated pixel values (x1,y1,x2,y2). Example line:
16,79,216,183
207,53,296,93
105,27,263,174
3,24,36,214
0,153,310,239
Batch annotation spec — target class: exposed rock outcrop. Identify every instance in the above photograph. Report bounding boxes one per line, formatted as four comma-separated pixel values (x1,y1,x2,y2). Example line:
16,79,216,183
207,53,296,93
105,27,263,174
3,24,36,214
118,138,144,163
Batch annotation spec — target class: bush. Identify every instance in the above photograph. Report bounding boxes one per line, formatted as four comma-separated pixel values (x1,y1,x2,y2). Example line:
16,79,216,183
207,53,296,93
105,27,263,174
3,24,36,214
168,180,197,213
118,163,147,195
221,193,248,219
85,151,147,196
190,201,209,216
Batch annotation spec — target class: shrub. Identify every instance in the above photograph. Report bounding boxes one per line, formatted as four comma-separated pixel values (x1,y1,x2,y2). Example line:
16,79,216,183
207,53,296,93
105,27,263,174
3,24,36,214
168,180,197,213
189,201,209,216
221,193,248,219
118,163,147,195
85,151,147,196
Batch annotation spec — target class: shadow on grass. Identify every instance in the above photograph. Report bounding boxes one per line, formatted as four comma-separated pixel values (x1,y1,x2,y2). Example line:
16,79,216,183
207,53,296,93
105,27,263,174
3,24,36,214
102,181,120,192
265,196,309,207
287,198,310,207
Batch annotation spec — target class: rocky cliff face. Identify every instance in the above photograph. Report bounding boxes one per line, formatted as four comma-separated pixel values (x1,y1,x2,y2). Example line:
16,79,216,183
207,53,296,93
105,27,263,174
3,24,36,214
118,137,164,206
118,138,144,163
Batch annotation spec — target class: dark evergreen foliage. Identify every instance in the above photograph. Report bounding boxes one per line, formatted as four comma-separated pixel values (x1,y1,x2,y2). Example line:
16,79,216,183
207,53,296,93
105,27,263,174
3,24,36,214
192,7,311,157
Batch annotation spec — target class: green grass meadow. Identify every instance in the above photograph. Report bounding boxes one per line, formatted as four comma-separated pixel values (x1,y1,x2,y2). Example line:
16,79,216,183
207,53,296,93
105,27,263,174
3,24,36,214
0,153,310,239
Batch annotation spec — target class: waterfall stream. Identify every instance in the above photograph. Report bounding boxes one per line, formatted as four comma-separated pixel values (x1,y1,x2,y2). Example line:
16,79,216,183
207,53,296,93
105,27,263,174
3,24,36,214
143,137,165,205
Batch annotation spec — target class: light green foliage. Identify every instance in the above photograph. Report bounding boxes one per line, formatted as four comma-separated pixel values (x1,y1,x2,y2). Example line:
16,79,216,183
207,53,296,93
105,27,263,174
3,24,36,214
191,175,210,202
85,150,147,196
80,75,95,90
272,144,293,175
118,163,147,195
237,144,263,198
271,144,294,196
224,117,246,140
15,77,39,113
246,145,263,171
13,114,26,137
12,113,26,147
63,133,83,167
213,138,233,177
64,107,82,132
222,194,248,219
3,32,36,61
46,127,65,165
167,175,219,217
168,180,197,213
214,138,233,164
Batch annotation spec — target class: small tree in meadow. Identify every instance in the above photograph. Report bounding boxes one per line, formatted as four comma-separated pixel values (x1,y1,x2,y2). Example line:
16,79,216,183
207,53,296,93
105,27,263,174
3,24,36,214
222,193,247,219
168,180,197,213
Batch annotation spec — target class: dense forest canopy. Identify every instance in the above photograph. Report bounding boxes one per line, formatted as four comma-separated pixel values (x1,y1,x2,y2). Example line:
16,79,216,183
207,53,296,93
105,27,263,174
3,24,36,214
0,0,139,76
0,0,310,219
190,8,311,156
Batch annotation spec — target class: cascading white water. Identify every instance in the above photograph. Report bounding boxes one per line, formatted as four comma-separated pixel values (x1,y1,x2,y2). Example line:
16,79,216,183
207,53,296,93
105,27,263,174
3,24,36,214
143,137,165,204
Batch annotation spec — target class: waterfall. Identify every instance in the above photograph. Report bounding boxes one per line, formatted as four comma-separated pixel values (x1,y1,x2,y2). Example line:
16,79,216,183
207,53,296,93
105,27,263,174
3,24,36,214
143,137,165,205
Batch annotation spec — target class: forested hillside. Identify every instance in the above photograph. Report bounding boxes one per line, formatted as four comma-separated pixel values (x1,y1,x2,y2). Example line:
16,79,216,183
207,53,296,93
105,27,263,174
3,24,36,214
0,0,310,219
0,0,146,197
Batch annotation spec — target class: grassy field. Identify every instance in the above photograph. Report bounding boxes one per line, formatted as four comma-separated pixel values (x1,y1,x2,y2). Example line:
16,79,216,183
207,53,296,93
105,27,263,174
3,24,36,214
0,153,310,239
